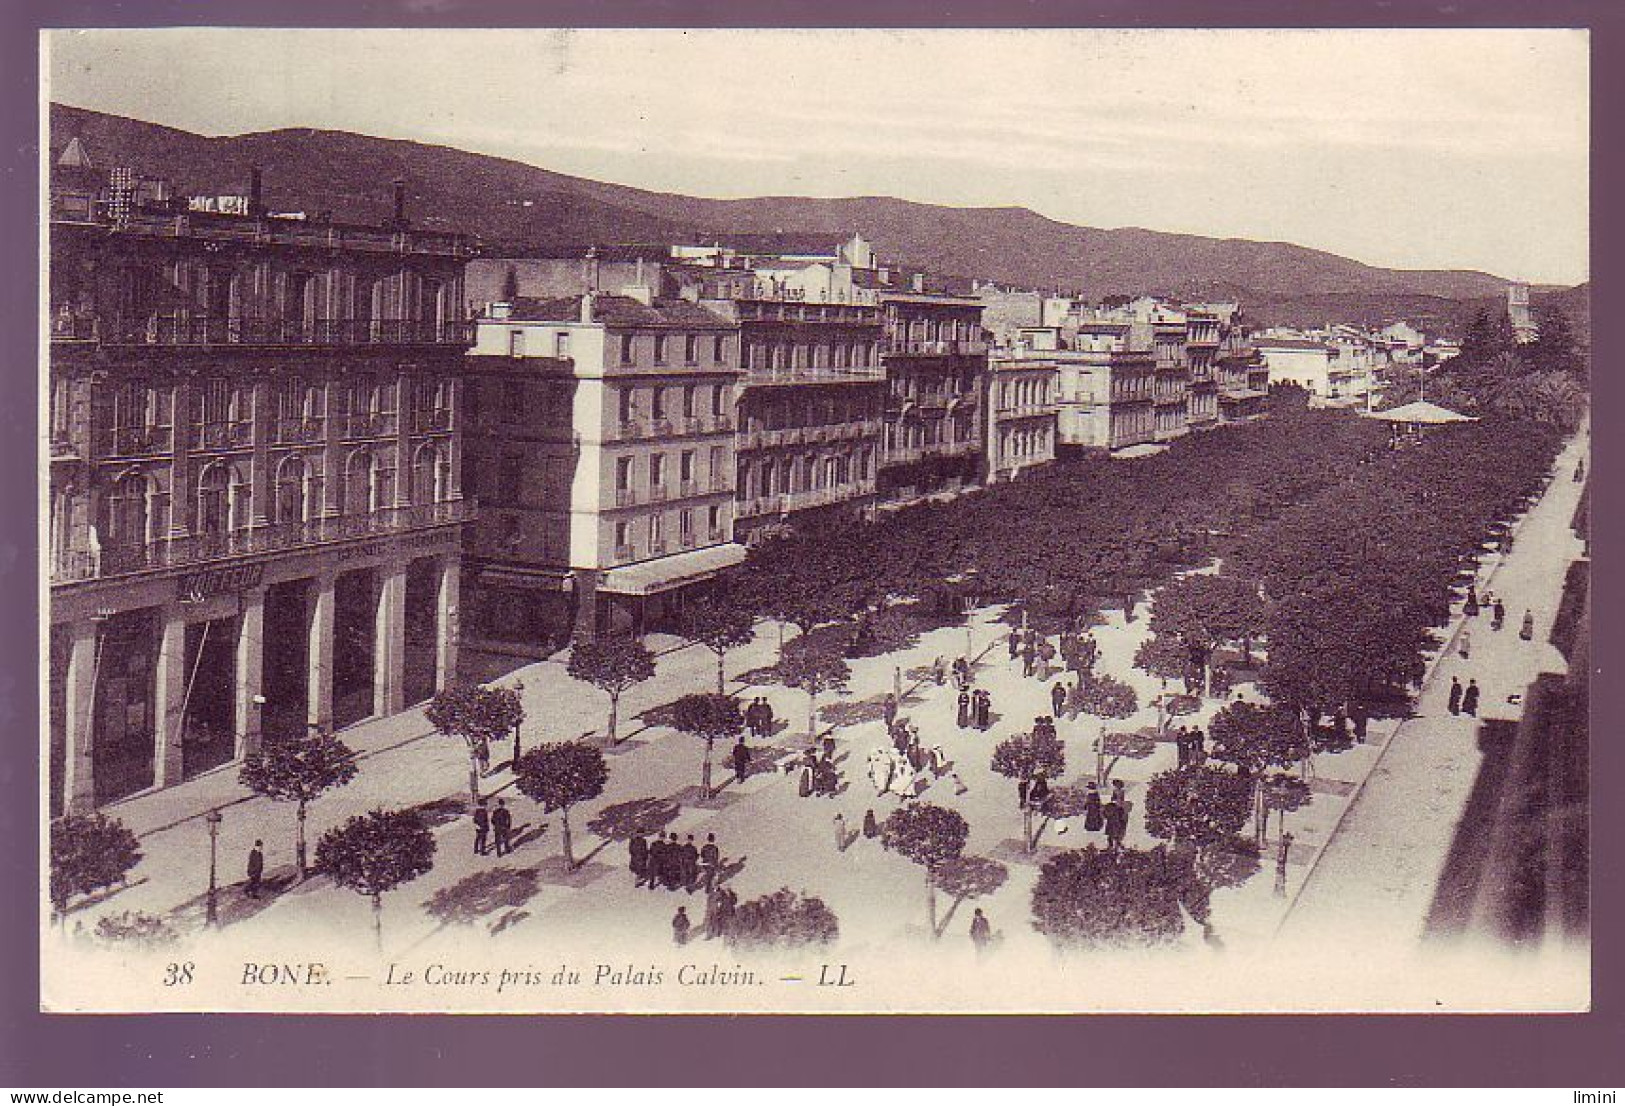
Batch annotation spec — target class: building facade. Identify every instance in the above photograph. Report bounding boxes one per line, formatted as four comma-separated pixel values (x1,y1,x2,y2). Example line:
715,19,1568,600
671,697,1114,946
877,285,989,498
986,355,1058,480
1184,309,1221,429
463,291,744,646
1045,322,1156,454
49,150,471,815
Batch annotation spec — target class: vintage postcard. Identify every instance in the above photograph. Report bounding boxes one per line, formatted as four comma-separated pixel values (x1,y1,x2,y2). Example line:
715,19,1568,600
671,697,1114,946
39,27,1590,1014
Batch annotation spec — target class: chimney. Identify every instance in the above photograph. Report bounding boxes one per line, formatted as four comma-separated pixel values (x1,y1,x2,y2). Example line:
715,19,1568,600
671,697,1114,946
248,166,263,216
392,179,407,227
583,246,601,294
580,292,596,325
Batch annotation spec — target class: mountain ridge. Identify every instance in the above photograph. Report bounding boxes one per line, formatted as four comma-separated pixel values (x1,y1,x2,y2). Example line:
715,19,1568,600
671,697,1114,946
50,102,1538,309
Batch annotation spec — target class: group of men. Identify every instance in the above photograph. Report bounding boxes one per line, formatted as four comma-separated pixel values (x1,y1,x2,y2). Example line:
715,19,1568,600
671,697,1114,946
671,884,743,946
743,697,777,739
631,830,724,894
470,798,515,857
956,688,994,730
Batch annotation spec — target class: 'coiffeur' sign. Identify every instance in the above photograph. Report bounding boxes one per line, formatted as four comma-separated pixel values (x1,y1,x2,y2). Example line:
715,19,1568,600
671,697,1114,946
177,563,266,603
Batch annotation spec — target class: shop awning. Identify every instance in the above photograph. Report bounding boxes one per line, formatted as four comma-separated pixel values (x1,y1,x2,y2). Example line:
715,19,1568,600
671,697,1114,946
599,543,747,597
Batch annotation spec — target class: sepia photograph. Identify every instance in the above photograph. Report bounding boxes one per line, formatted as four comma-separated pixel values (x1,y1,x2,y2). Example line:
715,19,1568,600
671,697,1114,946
38,26,1591,1015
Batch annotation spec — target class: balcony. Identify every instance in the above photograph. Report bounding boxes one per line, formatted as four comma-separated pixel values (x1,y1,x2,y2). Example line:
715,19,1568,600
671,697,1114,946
413,408,453,434
614,488,637,508
885,339,988,358
613,545,635,563
190,420,254,451
275,417,327,446
678,480,698,499
737,482,876,519
650,541,669,556
51,500,470,586
649,485,669,502
708,527,727,543
91,316,475,349
746,366,886,387
95,425,174,458
343,412,399,440
679,532,699,549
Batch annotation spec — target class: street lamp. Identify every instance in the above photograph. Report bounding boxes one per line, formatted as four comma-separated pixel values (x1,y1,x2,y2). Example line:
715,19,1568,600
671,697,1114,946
205,807,223,927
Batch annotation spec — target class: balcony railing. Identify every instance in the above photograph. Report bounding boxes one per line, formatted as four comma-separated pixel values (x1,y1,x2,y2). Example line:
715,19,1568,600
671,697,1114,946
190,420,254,451
737,482,876,519
614,488,636,507
50,500,470,585
275,417,327,445
95,425,174,458
96,316,475,349
649,485,669,502
885,339,988,358
413,408,453,434
342,412,399,440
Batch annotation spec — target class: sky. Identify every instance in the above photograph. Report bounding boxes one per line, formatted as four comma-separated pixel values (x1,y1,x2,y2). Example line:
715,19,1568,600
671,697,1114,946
44,28,1590,285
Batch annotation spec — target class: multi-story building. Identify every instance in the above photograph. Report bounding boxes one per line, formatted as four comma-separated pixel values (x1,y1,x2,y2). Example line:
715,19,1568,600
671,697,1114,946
697,289,885,541
48,144,471,814
875,276,989,498
1216,317,1270,423
463,285,744,646
1151,318,1192,441
1183,309,1221,429
1042,321,1156,454
986,353,1058,480
1508,282,1538,344
1256,335,1337,398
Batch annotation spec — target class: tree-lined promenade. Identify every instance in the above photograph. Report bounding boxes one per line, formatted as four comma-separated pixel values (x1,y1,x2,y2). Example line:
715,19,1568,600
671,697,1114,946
52,392,1573,961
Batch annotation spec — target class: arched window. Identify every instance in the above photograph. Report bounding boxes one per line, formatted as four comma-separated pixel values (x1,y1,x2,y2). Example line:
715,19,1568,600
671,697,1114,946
344,450,375,515
196,463,230,536
412,442,443,505
230,462,253,531
106,473,150,548
275,454,307,524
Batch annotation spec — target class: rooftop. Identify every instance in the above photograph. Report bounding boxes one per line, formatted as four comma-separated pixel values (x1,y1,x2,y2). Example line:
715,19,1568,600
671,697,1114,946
504,294,735,330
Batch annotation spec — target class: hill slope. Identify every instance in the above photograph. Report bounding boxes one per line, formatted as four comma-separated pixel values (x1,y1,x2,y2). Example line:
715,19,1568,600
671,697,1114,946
50,102,1518,304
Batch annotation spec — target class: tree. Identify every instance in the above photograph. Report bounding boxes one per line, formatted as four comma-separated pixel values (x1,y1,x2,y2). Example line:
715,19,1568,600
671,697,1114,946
1207,701,1312,845
513,742,609,869
1260,771,1313,842
239,730,359,880
567,637,656,744
1143,766,1254,848
725,888,840,949
1031,844,1200,950
680,593,757,695
990,730,1067,851
881,802,970,939
1133,632,1193,689
50,814,142,923
776,635,851,739
314,808,435,951
425,682,525,804
1147,574,1266,693
671,693,744,798
1524,305,1584,378
1096,730,1158,790
1073,673,1139,785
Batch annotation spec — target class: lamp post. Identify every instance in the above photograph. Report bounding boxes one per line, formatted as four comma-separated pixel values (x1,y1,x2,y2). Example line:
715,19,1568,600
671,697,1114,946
204,807,223,927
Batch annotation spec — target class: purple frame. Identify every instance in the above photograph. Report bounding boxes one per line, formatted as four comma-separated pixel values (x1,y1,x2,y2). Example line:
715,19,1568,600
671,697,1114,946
3,0,1619,1087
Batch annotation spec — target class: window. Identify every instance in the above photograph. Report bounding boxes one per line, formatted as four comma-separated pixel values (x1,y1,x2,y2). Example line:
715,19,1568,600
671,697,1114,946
619,388,636,424
649,454,665,487
616,456,633,492
709,446,725,486
679,509,694,541
683,385,696,419
711,385,726,417
620,334,635,365
508,330,525,358
654,335,669,364
651,387,665,421
554,331,570,358
275,455,308,523
685,335,698,364
708,504,722,533
614,521,630,552
680,451,695,483
106,473,150,548
714,335,727,363
650,513,665,545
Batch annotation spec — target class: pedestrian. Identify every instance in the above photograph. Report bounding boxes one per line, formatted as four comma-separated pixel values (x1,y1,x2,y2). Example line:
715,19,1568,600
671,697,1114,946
1022,642,1036,679
491,798,513,857
1459,630,1471,660
646,834,667,892
663,833,684,890
758,699,775,737
681,834,700,893
1520,610,1535,642
834,811,848,852
472,800,490,856
822,734,836,760
1349,703,1368,744
1110,778,1126,807
1083,782,1104,833
883,693,898,727
1492,599,1506,631
700,833,721,893
863,808,880,839
1103,799,1128,850
816,755,839,797
1175,728,1190,768
799,761,814,798
672,905,691,946
933,656,946,686
957,690,971,729
732,739,751,784
1575,458,1586,483
1462,679,1481,717
1448,677,1463,716
1464,586,1480,618
1029,772,1051,811
474,737,491,777
246,839,264,899
629,832,649,887
969,908,992,956
975,689,991,730
948,771,969,796
1192,728,1207,764
1008,629,1021,661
